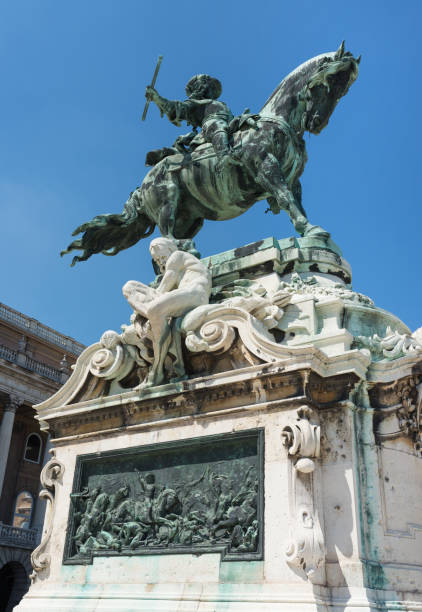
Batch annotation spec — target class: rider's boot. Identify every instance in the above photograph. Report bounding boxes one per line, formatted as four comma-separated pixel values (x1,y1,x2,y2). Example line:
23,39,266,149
213,131,237,174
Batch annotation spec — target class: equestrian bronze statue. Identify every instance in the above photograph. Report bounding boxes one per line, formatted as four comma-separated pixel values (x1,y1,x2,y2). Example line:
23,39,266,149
62,42,360,266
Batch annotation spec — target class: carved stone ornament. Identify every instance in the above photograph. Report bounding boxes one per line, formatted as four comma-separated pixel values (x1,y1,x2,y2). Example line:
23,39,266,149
79,247,291,395
282,407,325,583
6,394,24,413
353,326,422,362
41,224,421,412
182,287,289,354
395,377,422,455
279,272,374,307
30,449,65,582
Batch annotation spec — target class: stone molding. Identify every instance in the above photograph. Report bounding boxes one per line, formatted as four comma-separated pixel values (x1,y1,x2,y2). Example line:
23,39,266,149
13,585,422,611
34,353,364,440
0,363,62,407
202,236,351,286
32,312,422,457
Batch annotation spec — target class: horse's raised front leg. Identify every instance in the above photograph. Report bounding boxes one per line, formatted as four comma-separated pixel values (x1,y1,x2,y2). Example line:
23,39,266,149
255,153,329,237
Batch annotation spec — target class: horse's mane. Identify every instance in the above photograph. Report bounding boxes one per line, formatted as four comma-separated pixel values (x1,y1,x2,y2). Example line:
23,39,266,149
260,52,336,120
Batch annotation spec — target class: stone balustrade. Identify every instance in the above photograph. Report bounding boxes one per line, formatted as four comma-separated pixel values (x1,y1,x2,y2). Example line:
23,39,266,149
25,356,62,382
0,302,84,356
0,344,17,362
0,343,63,383
0,522,40,550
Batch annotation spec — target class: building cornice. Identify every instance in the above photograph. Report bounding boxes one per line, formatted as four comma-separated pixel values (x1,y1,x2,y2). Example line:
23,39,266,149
0,303,84,357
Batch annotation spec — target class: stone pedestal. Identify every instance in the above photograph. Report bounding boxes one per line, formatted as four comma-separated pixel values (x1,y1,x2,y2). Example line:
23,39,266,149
17,237,422,611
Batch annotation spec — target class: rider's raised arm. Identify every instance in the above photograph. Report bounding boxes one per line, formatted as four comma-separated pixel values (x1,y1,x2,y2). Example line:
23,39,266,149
145,86,193,127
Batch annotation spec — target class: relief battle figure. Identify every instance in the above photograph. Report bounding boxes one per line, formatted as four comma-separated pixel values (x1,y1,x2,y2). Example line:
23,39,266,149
61,43,360,266
69,464,260,560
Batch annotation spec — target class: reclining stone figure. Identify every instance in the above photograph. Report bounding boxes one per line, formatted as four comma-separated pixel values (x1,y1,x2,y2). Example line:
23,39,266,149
122,237,212,388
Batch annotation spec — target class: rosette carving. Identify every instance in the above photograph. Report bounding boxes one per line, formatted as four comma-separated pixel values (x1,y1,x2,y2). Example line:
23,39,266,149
282,407,325,583
30,450,65,582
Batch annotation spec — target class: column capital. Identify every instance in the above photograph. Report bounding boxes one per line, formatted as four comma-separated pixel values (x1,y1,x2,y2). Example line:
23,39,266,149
5,394,24,413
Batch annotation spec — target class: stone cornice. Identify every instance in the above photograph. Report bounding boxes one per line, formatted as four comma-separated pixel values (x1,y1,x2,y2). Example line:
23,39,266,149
36,349,367,440
34,337,422,452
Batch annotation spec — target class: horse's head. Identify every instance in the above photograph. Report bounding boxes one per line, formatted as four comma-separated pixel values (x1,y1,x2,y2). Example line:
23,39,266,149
261,42,360,135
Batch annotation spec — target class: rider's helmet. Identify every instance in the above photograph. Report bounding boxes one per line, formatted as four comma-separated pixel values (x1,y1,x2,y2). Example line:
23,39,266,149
185,74,222,100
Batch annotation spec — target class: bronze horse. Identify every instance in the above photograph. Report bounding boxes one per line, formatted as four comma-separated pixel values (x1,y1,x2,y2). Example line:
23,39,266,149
62,43,359,265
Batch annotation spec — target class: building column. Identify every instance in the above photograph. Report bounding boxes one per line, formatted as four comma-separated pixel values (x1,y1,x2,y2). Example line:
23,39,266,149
0,395,22,498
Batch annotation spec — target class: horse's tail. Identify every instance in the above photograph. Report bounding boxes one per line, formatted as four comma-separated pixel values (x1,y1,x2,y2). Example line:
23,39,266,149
61,189,156,266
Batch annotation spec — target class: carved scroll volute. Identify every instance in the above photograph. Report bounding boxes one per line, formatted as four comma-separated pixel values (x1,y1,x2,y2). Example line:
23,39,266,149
89,330,135,381
30,449,65,582
282,407,325,584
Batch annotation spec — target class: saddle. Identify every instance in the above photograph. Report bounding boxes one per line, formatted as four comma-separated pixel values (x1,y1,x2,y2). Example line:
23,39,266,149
145,111,260,168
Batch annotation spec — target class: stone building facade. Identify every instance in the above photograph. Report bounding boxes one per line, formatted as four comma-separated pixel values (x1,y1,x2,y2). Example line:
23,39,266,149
0,303,84,611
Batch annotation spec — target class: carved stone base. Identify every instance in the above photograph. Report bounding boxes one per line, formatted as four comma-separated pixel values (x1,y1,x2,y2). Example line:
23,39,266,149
16,237,422,611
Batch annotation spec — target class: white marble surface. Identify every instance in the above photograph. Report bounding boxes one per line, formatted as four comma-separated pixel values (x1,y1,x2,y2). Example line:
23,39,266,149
17,395,422,611
17,237,422,610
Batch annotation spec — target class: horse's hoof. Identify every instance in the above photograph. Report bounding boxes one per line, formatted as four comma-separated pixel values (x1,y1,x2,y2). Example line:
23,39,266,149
303,225,331,239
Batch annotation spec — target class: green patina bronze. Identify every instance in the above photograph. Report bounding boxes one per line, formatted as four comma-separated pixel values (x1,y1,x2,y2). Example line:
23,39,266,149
64,429,264,564
61,42,360,265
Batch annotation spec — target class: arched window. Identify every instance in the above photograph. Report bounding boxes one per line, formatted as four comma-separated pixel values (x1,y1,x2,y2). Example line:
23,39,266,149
23,433,42,463
12,491,33,529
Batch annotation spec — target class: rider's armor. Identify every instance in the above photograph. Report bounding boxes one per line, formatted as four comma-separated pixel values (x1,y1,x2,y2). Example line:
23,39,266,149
155,96,234,160
201,102,234,159
147,74,236,167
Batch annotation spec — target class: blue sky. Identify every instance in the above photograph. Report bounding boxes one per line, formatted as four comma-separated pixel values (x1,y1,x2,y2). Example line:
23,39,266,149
1,0,421,346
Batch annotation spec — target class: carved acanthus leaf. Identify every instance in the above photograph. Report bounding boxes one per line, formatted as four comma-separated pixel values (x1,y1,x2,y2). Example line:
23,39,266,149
394,376,422,455
353,326,422,362
278,273,374,307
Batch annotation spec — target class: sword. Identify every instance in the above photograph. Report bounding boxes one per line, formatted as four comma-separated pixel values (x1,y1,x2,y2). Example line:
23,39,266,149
142,55,163,121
